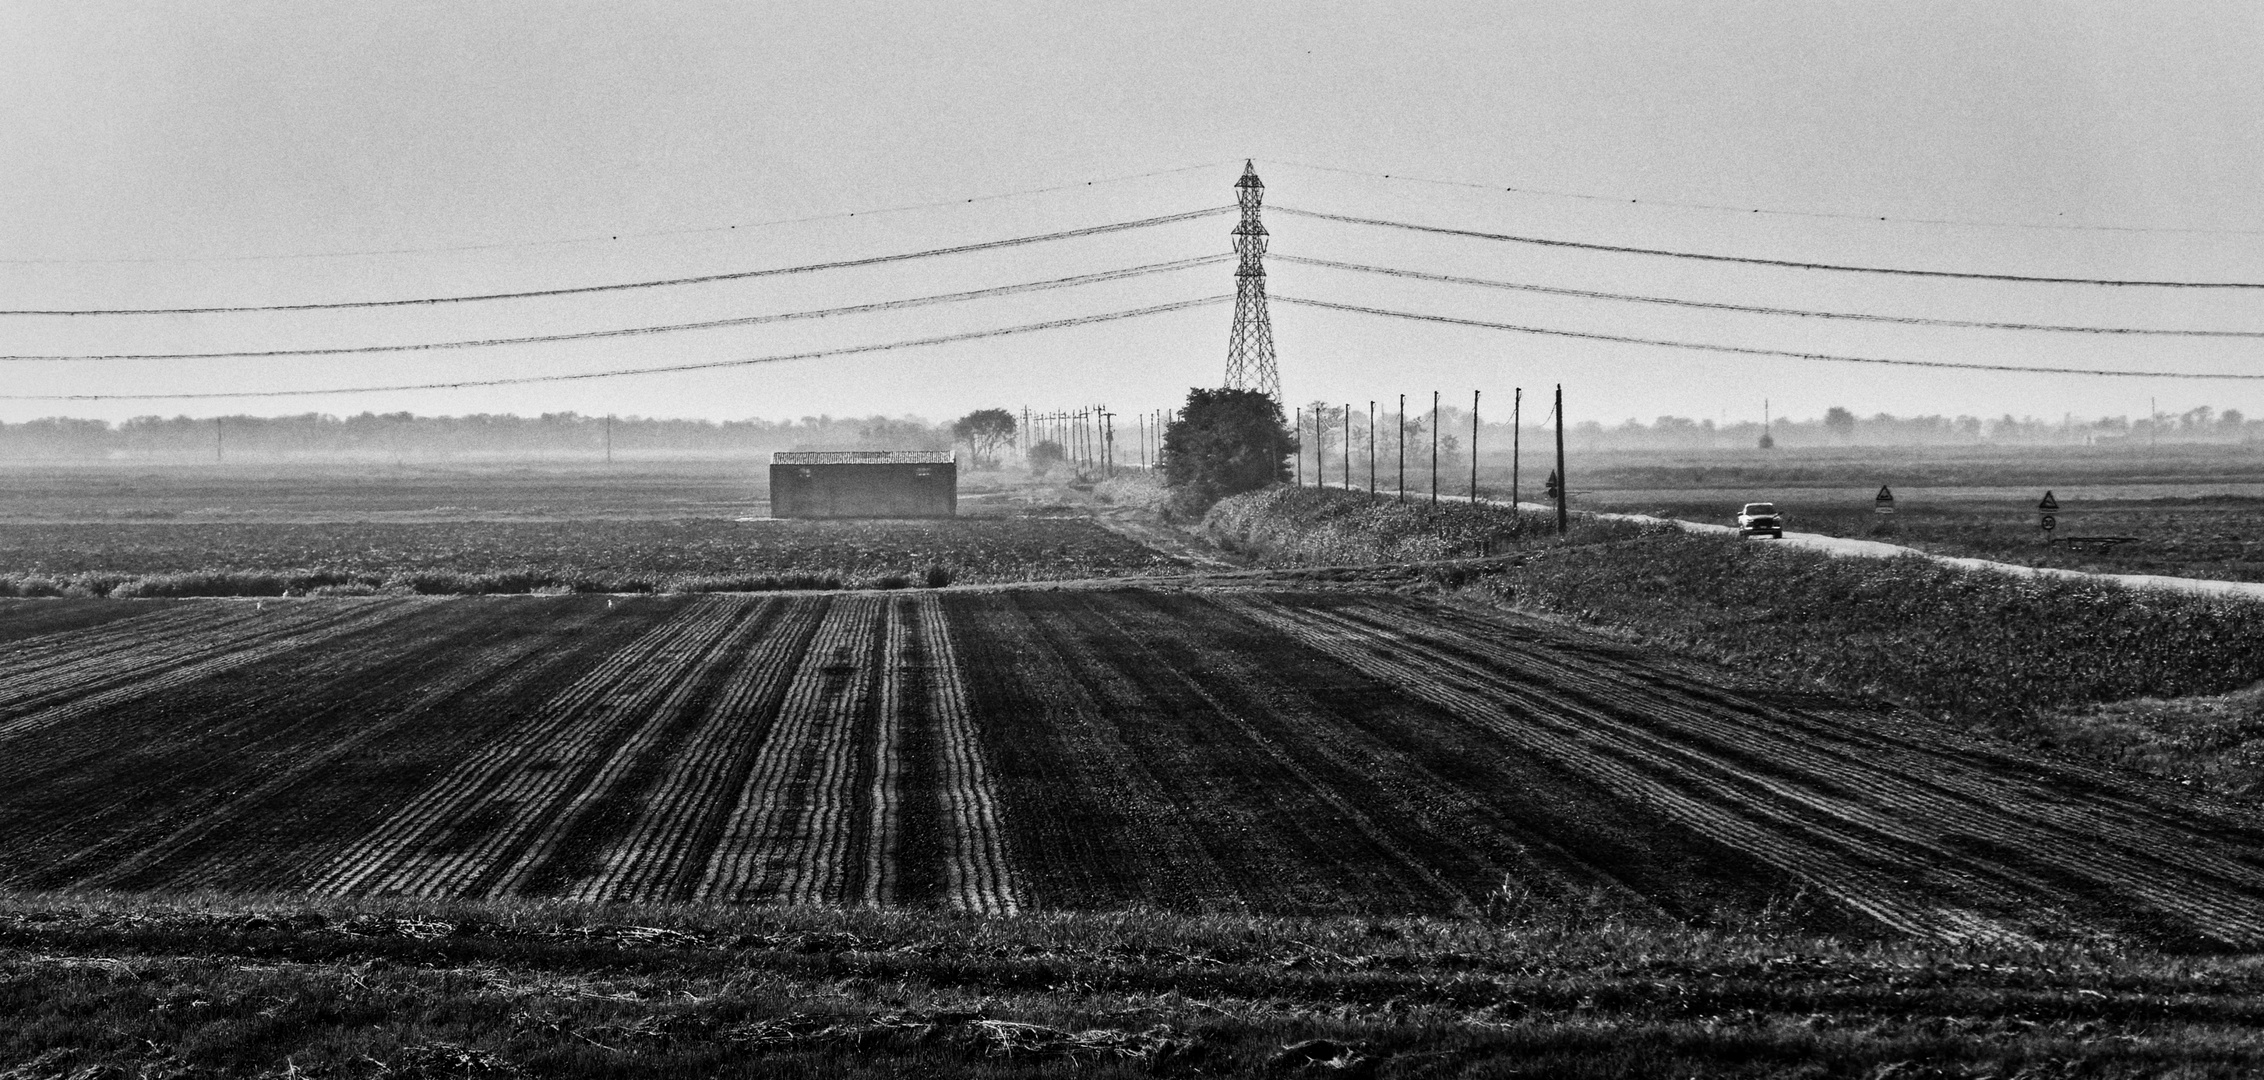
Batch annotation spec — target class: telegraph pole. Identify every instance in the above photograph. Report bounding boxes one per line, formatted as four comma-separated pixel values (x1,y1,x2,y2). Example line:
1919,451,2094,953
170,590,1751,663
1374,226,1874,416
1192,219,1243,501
1396,394,1406,503
1342,404,1350,491
1511,388,1522,506
1470,390,1479,501
214,416,223,463
1554,384,1568,536
1430,391,1439,506
604,414,613,464
1294,407,1303,486
1367,401,1376,496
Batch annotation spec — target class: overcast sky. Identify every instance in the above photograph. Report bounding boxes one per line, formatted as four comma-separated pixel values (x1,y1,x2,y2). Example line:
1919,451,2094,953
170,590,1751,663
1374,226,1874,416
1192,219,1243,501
6,0,2264,426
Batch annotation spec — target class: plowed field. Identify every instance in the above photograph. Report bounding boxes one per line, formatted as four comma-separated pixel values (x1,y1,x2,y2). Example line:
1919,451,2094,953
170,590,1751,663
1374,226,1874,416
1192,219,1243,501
3,589,2261,948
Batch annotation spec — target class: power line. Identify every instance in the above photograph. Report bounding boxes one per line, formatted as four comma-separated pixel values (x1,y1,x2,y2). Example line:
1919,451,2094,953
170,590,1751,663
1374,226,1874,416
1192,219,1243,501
5,207,1233,316
1274,254,2264,338
1275,295,2264,381
1263,158,2264,238
0,160,1241,266
1,256,1229,361
0,296,1231,400
1273,206,2264,289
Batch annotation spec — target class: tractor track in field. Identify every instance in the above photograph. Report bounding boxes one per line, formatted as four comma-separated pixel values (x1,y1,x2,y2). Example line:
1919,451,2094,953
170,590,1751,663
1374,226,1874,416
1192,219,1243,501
1,586,2261,945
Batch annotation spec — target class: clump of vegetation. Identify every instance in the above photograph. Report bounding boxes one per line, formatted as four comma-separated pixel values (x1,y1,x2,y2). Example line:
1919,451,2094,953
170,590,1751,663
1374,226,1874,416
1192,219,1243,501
1203,486,1658,565
1486,531,2264,798
1091,471,1166,511
2039,684,2264,800
1158,387,1296,516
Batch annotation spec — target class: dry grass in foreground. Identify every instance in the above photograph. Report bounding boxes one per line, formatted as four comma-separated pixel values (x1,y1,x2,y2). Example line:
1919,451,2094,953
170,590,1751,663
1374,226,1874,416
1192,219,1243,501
2,892,2260,1079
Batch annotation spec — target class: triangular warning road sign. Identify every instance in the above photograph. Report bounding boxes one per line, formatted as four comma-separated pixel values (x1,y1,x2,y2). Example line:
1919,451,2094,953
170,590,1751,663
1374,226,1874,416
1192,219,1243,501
2038,490,2060,511
1875,485,1895,503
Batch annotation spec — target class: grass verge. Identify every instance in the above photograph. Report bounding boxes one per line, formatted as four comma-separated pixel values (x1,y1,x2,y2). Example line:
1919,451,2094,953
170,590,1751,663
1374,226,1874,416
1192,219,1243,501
1482,530,2264,802
1201,487,1656,565
2,891,2260,1078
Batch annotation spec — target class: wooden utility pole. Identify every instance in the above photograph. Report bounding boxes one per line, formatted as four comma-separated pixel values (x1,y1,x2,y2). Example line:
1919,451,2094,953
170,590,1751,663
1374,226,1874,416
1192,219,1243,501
1367,401,1376,495
214,417,223,463
1554,384,1568,535
1342,404,1350,491
1396,394,1406,503
604,414,613,464
1470,390,1479,500
1511,388,1522,506
1430,391,1439,506
1294,407,1303,486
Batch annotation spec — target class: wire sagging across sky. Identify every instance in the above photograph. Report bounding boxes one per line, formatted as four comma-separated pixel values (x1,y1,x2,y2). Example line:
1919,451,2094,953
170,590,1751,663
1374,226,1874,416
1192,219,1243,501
1275,207,2264,288
0,160,1242,266
1263,159,2264,238
0,296,1231,400
1273,255,2264,338
0,256,1230,361
1275,295,2264,381
4,207,1233,316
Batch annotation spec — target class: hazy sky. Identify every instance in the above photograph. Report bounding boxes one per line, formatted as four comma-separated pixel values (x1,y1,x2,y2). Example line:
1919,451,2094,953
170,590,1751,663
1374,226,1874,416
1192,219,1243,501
6,1,2264,426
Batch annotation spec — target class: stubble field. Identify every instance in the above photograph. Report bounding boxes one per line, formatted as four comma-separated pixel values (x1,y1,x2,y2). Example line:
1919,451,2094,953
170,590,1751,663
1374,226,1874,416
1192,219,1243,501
3,587,2262,950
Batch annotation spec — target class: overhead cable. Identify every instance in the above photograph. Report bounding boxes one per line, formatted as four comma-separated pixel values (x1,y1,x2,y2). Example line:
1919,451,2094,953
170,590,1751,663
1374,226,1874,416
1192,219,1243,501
6,207,1233,316
1275,295,2264,381
1274,207,2264,288
0,160,1240,266
1274,254,2264,337
1264,158,2264,237
0,256,1229,361
0,296,1231,400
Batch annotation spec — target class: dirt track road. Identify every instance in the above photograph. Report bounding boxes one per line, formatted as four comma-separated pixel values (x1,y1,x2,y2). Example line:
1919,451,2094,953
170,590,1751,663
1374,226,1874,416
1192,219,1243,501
1,589,2260,948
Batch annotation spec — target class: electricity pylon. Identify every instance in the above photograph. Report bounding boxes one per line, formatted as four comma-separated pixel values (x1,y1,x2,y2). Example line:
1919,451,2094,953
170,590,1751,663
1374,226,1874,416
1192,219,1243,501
1223,160,1280,401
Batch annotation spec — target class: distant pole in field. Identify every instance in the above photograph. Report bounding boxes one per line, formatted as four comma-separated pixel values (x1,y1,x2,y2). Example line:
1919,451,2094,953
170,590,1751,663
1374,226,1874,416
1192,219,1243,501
1554,383,1568,536
1430,390,1439,506
1368,400,1376,496
214,416,223,463
1397,393,1406,503
1342,404,1350,491
604,414,613,464
1295,407,1303,486
1512,388,1522,506
1470,390,1479,500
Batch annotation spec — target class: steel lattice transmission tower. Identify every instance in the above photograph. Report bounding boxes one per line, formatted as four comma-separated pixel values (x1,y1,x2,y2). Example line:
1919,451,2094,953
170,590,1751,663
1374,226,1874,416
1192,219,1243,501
1223,160,1280,400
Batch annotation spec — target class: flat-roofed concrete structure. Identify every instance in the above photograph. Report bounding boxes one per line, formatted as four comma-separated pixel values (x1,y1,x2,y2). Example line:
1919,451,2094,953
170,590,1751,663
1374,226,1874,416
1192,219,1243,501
769,450,956,519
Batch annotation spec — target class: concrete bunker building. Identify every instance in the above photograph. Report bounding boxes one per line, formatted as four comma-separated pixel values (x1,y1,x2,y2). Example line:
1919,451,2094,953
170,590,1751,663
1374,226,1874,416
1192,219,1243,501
768,450,957,519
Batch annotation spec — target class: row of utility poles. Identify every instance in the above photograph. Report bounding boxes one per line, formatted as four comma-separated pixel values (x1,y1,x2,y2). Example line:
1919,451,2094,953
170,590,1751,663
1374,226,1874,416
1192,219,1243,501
1021,405,1119,477
1292,385,1567,534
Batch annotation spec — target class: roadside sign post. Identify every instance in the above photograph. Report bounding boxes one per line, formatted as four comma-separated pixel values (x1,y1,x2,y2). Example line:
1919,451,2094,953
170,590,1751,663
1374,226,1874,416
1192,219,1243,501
2039,491,2060,538
1874,485,1895,516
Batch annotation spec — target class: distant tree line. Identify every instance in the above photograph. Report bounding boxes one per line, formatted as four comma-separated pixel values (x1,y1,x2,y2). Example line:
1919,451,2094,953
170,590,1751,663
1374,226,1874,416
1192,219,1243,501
0,412,952,461
1570,405,2259,449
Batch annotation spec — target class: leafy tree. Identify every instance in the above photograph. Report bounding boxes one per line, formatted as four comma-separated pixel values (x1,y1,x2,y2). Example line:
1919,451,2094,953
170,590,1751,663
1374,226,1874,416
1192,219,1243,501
951,408,1018,469
1160,388,1296,515
1824,406,1857,438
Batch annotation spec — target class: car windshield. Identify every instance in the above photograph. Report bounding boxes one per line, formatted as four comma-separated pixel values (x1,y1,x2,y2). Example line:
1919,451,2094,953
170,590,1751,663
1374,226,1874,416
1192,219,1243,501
1743,503,1777,515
